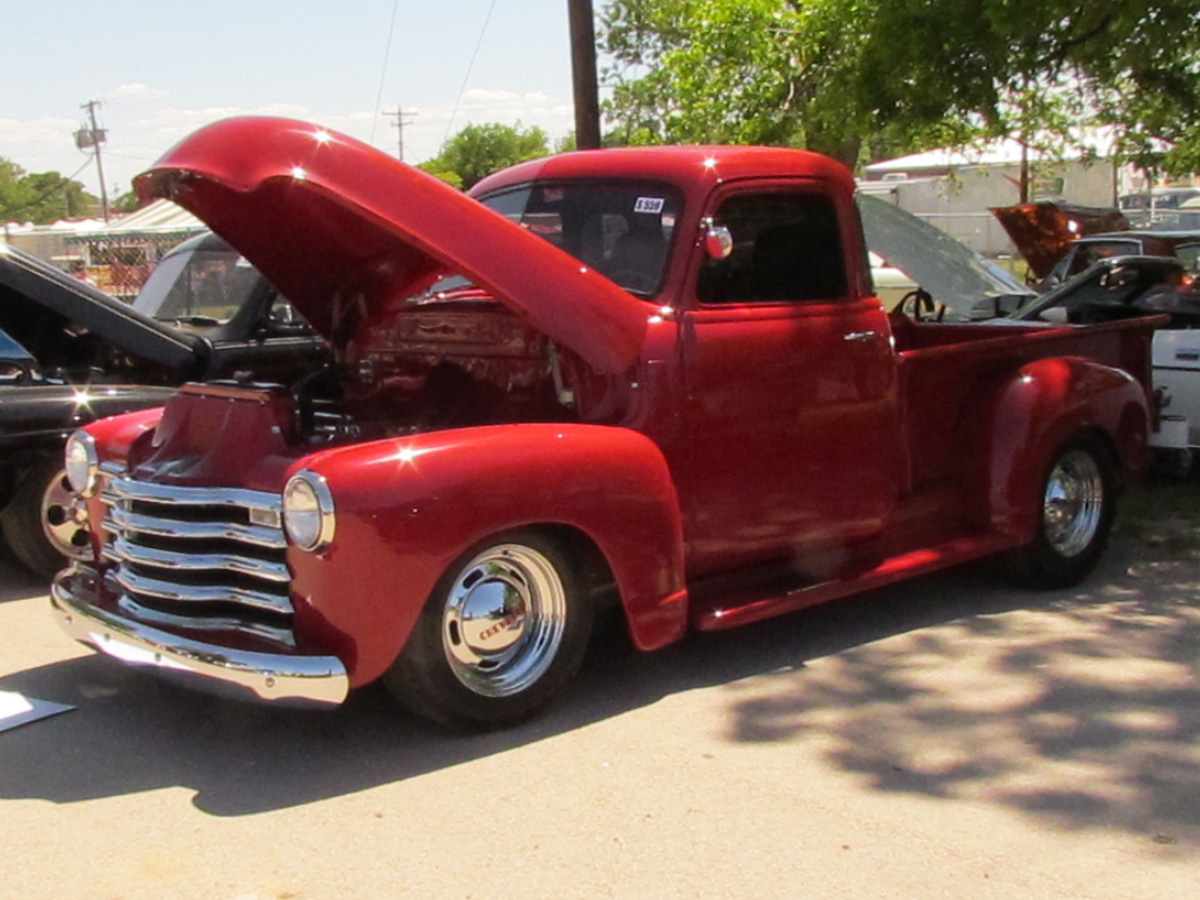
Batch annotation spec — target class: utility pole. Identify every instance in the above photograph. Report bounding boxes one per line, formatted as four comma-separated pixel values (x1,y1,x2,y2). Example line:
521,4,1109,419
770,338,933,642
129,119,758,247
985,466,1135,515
74,99,111,221
568,0,602,150
383,106,417,162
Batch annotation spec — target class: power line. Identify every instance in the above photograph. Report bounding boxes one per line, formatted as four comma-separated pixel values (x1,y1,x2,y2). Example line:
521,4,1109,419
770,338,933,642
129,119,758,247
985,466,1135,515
369,0,401,147
443,0,499,148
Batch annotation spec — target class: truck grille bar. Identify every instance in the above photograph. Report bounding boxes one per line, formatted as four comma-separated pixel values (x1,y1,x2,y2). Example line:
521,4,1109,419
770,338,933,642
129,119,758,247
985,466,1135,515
99,473,295,646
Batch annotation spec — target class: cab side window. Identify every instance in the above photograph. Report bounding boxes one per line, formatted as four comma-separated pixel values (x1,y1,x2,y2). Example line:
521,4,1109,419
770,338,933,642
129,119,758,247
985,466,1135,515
697,191,847,304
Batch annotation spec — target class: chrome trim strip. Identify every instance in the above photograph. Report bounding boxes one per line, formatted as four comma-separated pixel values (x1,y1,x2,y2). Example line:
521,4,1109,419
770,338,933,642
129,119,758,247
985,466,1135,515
103,477,281,513
105,535,290,583
112,567,294,615
103,506,288,549
52,571,348,707
115,593,296,648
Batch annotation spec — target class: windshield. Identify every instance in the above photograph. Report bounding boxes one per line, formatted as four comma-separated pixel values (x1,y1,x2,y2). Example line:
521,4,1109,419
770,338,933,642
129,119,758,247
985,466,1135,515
133,243,266,325
0,326,40,382
1061,240,1143,280
1010,256,1197,324
477,180,682,297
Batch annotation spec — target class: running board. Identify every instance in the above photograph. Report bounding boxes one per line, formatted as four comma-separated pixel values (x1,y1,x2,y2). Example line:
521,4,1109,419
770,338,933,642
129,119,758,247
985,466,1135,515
693,533,1023,631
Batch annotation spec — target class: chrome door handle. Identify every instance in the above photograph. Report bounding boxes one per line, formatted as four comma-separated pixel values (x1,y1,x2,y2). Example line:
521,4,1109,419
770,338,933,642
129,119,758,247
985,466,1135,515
844,331,878,342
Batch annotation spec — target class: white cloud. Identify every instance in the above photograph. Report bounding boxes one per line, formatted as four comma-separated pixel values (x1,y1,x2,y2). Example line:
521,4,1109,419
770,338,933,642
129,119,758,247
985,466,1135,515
1,86,578,196
104,83,170,102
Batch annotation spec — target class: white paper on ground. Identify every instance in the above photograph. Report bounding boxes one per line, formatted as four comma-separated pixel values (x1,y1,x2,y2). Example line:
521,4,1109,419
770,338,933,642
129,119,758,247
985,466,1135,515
0,690,74,733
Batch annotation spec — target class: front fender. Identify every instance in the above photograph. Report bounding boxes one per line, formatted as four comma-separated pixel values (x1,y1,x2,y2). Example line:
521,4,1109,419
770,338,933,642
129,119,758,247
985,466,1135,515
985,356,1149,540
288,423,688,686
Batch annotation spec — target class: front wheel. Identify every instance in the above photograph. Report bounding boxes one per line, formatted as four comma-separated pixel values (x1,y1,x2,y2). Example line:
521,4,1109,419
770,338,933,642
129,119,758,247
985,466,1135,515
1010,435,1117,589
0,460,92,579
384,531,593,730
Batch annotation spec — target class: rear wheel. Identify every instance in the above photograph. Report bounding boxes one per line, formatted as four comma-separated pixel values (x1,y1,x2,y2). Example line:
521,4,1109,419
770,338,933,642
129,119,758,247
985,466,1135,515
0,459,91,579
385,530,593,730
1011,435,1117,589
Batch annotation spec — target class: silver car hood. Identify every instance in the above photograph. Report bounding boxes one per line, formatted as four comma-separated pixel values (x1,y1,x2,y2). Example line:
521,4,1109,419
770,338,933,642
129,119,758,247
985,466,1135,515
858,194,1034,318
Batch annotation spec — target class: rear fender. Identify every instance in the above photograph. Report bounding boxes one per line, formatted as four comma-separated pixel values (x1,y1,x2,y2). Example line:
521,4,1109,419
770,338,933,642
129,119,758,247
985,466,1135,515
289,423,688,686
985,356,1149,540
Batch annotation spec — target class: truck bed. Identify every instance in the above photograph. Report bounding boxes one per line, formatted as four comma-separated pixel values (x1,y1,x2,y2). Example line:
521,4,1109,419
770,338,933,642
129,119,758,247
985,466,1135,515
891,316,1161,493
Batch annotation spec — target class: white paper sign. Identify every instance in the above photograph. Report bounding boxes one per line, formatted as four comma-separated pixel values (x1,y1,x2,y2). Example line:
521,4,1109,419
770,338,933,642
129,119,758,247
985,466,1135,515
0,690,75,733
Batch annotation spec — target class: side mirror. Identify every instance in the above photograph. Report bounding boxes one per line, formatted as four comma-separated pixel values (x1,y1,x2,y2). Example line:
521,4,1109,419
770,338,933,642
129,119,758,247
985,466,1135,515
702,219,733,260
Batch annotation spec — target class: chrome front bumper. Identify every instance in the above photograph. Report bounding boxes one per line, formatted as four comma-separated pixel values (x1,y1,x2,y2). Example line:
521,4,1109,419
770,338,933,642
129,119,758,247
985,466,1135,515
51,568,350,707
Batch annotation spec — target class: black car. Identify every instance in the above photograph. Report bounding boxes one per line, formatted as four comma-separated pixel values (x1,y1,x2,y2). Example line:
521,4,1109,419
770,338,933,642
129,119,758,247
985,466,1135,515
0,235,329,577
1039,230,1200,290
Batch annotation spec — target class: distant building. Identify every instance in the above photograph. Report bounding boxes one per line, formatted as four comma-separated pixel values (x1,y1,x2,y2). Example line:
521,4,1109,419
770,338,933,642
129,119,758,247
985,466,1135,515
858,137,1134,256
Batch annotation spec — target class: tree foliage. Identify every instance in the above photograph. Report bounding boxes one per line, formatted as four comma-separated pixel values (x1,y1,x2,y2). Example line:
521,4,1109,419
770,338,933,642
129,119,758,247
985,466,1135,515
418,123,550,190
599,0,1200,173
0,156,97,224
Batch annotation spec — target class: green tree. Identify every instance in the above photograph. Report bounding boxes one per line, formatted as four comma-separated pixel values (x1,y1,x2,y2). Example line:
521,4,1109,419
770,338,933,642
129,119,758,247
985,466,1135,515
600,0,1200,173
0,157,39,223
420,123,550,190
112,191,143,215
0,155,98,223
601,0,880,165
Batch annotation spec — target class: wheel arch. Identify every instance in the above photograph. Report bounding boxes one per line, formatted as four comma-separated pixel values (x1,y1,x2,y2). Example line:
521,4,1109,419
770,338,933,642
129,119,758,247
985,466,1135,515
288,423,690,687
983,356,1148,541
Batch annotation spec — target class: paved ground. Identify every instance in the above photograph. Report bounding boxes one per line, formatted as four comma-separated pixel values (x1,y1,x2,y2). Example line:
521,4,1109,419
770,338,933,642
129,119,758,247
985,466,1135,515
1,488,1198,900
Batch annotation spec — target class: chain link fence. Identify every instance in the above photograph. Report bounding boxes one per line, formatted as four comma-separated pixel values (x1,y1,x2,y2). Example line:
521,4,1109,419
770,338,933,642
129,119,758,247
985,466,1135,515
62,230,202,300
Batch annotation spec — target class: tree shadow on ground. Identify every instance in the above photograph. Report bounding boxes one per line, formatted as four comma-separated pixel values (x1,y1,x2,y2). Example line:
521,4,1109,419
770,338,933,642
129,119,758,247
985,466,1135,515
721,534,1200,848
0,486,1196,844
0,556,1044,819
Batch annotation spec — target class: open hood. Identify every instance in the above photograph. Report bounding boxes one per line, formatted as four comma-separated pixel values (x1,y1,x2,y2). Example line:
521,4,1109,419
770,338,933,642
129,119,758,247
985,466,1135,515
858,194,1034,318
0,242,207,372
990,201,1129,279
135,117,650,374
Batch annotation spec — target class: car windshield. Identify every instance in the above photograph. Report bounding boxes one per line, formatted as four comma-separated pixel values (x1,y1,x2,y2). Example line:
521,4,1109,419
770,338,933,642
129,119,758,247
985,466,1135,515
1011,257,1195,325
476,180,682,297
1065,240,1143,278
0,326,40,382
133,243,265,326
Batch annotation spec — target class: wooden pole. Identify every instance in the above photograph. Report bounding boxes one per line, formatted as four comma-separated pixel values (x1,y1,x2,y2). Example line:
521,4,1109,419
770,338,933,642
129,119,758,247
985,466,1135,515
568,0,602,150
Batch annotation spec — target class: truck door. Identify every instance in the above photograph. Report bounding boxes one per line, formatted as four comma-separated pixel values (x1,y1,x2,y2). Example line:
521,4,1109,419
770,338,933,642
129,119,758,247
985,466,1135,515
678,184,904,577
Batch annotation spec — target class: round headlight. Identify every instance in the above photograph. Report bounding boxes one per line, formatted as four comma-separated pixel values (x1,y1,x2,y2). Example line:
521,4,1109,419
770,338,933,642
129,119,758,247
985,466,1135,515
64,430,99,495
282,471,336,552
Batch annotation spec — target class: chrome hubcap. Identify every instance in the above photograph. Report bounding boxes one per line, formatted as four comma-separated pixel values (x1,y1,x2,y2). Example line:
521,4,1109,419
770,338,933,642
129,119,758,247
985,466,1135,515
441,543,567,697
1042,450,1104,558
41,468,92,560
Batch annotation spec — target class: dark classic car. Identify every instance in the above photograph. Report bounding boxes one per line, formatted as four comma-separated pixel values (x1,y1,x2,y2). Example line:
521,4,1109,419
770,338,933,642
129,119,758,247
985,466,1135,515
0,235,328,577
1036,230,1200,290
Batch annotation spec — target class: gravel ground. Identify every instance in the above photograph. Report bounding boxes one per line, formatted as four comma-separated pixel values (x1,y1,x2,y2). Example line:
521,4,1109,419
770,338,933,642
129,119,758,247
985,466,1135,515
1,478,1198,900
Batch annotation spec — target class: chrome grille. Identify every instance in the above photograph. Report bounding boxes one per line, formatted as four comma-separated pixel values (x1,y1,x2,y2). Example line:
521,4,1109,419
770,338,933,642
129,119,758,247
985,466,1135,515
99,471,295,646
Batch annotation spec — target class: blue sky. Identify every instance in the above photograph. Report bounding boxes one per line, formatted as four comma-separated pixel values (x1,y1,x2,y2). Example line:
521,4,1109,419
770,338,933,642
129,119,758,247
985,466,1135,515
1,0,580,201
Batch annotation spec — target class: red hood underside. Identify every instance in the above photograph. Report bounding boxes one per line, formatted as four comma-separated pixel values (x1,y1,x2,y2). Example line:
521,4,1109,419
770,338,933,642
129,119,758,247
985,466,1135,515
134,117,649,374
990,201,1130,279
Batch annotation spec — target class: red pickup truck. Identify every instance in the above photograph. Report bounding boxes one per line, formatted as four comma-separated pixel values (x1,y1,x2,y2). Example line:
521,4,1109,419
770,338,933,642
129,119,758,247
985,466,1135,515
52,117,1159,729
